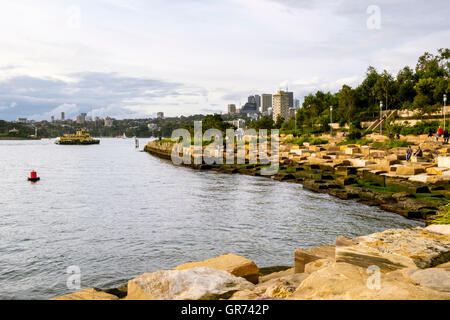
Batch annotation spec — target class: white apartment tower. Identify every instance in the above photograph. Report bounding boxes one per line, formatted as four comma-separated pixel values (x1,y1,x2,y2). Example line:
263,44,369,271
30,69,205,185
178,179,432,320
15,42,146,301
272,90,290,121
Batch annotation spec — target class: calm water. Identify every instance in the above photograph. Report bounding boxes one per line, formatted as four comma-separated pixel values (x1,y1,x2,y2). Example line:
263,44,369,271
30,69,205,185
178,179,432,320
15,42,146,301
0,138,423,299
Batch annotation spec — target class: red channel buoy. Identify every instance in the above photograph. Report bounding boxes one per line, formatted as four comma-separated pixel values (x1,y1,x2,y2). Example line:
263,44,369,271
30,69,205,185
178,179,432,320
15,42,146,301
28,170,40,182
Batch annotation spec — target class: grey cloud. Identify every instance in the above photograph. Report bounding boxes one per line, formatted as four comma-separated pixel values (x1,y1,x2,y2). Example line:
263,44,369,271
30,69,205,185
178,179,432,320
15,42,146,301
0,72,201,120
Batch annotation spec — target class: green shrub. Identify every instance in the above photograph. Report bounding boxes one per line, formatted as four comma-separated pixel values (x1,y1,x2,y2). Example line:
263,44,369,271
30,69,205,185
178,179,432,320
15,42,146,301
431,203,450,225
338,138,373,146
310,138,328,145
392,121,441,136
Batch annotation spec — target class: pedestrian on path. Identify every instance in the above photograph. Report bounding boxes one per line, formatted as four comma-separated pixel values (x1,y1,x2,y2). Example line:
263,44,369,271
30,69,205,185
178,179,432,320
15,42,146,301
406,145,413,162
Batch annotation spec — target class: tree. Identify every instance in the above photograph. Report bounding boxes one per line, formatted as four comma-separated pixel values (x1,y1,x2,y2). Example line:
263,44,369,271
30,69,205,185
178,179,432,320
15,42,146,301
275,115,284,129
374,70,395,109
396,66,416,109
337,85,356,125
413,78,440,116
249,116,275,130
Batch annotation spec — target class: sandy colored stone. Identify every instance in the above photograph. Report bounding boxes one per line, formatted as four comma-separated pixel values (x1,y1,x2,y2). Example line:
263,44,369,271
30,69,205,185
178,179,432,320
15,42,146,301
295,245,335,274
52,288,119,300
436,261,450,271
335,227,450,272
126,267,254,300
289,262,450,300
404,268,450,292
396,166,425,176
426,167,449,175
426,224,450,235
174,254,259,284
260,268,294,283
255,273,310,299
305,259,333,273
228,289,261,300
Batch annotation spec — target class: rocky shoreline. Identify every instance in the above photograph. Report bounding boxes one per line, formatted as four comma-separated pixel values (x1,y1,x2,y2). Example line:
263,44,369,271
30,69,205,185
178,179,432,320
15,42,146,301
143,139,450,223
54,225,450,300
52,138,450,300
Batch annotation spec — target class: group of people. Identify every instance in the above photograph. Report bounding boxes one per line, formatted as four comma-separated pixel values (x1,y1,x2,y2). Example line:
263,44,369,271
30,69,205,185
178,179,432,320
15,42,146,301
406,145,423,162
428,126,449,143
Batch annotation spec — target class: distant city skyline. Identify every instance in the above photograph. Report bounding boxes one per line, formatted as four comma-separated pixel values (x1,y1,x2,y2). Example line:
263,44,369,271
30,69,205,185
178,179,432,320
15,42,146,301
0,0,449,121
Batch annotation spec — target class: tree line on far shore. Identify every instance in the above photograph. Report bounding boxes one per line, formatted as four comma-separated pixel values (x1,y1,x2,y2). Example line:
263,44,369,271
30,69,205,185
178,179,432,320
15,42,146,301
251,48,449,136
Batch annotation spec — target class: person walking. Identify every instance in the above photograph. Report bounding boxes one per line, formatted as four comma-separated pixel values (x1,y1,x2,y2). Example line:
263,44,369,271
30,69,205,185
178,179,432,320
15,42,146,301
444,128,449,144
436,126,444,142
406,145,413,162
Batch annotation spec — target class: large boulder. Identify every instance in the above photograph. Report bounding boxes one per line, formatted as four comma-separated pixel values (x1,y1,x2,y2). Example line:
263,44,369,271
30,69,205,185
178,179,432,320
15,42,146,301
289,262,450,300
335,228,450,273
403,268,450,292
125,267,254,300
294,245,335,273
52,288,119,300
173,254,259,284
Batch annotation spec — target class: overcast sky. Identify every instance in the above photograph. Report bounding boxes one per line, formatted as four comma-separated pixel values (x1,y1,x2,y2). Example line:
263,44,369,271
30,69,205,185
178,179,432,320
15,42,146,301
0,0,449,121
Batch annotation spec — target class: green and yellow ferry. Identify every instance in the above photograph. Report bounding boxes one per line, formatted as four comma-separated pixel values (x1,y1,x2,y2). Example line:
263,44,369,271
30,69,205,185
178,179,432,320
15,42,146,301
55,129,100,145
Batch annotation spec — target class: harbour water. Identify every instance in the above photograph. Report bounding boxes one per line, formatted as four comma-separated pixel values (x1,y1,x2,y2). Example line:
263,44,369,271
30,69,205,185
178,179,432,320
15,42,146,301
0,138,423,299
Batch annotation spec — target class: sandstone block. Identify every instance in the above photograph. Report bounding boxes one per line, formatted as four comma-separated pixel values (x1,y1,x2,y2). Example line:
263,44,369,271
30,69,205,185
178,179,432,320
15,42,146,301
173,253,259,284
396,166,425,176
438,156,450,169
294,245,335,273
126,267,254,300
288,262,450,300
52,288,119,300
335,227,450,273
426,167,449,175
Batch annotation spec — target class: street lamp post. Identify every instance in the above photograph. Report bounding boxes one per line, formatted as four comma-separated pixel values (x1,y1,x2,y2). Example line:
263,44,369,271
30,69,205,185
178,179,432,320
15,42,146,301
380,101,383,136
444,94,447,133
330,106,333,136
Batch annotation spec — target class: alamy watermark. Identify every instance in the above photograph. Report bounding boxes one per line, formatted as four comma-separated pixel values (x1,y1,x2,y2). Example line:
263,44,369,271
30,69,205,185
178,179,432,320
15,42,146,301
366,5,381,30
170,121,280,175
66,265,81,291
67,5,82,29
366,265,381,290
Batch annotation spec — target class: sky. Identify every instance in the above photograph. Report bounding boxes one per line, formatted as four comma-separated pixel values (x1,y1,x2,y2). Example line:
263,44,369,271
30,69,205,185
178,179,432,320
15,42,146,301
0,0,449,121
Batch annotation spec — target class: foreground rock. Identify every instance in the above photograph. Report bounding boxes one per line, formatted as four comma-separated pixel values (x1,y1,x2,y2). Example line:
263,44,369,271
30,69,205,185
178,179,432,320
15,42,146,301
52,288,119,300
229,273,310,300
173,253,260,284
289,262,450,300
335,227,450,272
125,267,254,300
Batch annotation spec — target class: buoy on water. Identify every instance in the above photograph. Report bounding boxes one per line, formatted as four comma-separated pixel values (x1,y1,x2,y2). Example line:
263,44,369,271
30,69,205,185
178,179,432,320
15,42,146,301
28,170,40,182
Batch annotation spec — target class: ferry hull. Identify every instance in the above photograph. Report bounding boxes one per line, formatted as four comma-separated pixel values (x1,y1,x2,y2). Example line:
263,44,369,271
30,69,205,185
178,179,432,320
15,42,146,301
55,140,100,145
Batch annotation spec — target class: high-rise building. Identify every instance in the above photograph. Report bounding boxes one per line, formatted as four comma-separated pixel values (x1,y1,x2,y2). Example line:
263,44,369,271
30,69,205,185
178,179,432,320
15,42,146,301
272,90,290,121
287,92,294,109
294,99,300,109
240,102,258,115
261,94,272,115
51,116,55,123
248,96,256,104
157,112,164,119
61,112,65,121
76,113,87,124
228,104,236,115
254,94,261,113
